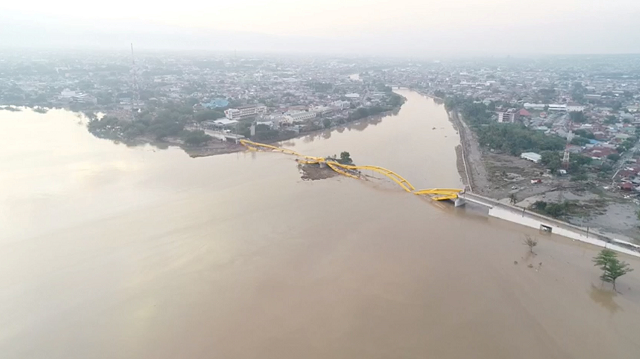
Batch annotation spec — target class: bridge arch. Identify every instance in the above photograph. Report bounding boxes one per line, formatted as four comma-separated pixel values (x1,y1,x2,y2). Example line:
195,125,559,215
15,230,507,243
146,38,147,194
240,140,462,201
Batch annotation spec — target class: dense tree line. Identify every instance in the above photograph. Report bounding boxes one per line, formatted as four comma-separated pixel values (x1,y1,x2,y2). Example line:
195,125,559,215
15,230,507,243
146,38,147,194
569,111,587,123
88,108,211,146
444,96,492,125
477,123,565,156
349,106,386,121
574,129,595,139
194,109,226,122
445,96,567,156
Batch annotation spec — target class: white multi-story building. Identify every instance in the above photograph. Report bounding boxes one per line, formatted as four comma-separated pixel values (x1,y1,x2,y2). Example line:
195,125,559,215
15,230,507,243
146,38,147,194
524,103,547,110
521,152,542,163
310,106,333,115
523,103,568,112
283,111,316,124
497,109,519,123
566,104,586,112
548,104,567,112
224,104,267,120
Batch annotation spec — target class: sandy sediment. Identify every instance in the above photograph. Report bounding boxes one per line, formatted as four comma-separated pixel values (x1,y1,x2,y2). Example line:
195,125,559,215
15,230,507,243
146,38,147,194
448,110,490,193
299,163,338,180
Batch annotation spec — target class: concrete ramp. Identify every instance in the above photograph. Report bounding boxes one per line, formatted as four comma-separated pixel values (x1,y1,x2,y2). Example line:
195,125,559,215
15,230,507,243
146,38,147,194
458,192,495,209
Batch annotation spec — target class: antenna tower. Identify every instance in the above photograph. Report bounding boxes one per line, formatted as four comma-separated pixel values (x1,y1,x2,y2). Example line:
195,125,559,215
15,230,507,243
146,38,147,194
130,43,141,119
563,117,574,169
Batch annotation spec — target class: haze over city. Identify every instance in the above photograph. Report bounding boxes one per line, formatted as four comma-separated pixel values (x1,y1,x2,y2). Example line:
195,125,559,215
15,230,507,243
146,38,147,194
2,0,640,55
2,1,640,358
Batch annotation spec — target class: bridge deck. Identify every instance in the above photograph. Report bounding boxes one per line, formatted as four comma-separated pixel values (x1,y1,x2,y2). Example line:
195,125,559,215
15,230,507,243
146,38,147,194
240,140,463,202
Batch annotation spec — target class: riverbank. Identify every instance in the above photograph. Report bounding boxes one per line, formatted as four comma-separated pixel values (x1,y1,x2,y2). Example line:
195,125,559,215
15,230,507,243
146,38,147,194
183,111,395,158
449,108,640,252
86,101,404,159
448,110,490,192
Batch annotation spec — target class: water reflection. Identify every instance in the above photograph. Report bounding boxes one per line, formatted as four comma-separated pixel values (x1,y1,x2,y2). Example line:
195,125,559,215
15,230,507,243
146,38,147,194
298,112,388,145
589,283,622,314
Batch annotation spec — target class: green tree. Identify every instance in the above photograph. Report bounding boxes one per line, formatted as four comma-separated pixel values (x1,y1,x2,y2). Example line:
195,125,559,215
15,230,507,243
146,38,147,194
571,136,590,146
569,111,587,123
571,173,588,181
181,130,212,145
541,151,562,172
571,82,586,103
601,163,614,173
195,110,225,122
339,151,353,165
323,118,332,129
593,249,634,291
607,153,621,162
509,193,518,205
574,129,595,139
569,153,592,172
533,201,547,211
612,101,622,111
477,124,565,156
532,201,573,218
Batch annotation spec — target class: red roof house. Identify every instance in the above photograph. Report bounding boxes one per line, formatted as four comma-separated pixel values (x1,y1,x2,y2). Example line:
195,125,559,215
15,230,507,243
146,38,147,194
518,109,532,117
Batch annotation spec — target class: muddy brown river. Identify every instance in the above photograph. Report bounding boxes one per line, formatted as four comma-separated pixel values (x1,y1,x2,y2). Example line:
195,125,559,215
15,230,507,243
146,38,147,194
1,90,639,358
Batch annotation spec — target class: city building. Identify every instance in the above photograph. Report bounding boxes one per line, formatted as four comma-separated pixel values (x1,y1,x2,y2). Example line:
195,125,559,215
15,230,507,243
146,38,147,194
224,104,267,120
520,152,542,163
523,103,567,111
524,103,546,110
497,109,519,123
567,104,586,112
518,109,532,118
283,110,316,124
213,118,239,127
548,104,567,112
310,106,333,115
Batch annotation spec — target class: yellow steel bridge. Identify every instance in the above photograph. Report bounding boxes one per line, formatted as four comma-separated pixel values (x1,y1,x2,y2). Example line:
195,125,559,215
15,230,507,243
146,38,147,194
239,139,463,202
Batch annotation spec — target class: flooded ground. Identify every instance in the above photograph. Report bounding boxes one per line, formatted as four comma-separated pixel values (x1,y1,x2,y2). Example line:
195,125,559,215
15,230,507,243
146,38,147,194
1,90,639,358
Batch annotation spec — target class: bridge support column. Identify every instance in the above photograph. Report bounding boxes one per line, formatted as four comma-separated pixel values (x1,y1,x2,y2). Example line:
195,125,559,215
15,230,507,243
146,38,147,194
454,198,466,207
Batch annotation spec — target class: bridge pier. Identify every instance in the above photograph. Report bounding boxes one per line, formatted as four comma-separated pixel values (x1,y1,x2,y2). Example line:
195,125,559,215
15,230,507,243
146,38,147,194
454,197,466,207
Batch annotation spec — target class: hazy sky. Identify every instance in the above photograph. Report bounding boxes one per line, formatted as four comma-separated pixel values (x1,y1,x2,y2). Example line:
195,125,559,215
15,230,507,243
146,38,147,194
2,0,640,56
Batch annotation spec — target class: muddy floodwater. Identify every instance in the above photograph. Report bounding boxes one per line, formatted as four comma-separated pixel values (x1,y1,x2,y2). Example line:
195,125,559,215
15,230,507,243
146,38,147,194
1,90,640,358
